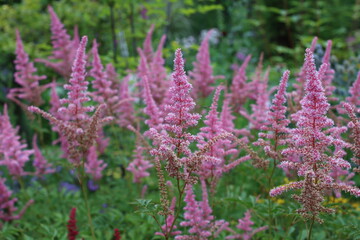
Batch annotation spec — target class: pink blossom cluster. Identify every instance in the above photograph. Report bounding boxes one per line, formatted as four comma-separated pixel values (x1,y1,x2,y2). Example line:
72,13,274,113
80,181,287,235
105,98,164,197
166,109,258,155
270,49,360,222
37,6,79,78
8,30,50,107
0,177,34,227
190,30,225,98
85,146,107,181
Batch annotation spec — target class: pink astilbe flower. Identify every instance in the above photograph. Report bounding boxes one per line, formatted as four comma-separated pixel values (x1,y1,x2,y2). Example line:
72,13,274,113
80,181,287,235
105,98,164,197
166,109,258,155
90,40,121,117
346,72,360,111
32,135,55,177
176,180,229,239
155,197,182,237
8,30,49,107
117,74,135,127
255,70,291,159
143,24,155,64
143,76,163,129
29,36,113,166
290,37,318,113
343,102,360,172
271,49,360,223
0,105,33,178
226,210,268,240
106,63,121,89
240,68,270,130
190,30,225,98
67,208,79,240
85,146,107,181
0,177,34,227
320,40,336,101
126,138,153,183
230,55,252,111
37,6,77,78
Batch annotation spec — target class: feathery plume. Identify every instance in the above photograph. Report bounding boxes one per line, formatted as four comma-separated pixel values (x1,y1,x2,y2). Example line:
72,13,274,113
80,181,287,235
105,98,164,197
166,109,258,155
190,30,224,98
85,146,107,181
8,30,48,107
0,105,33,178
32,135,55,176
0,177,34,224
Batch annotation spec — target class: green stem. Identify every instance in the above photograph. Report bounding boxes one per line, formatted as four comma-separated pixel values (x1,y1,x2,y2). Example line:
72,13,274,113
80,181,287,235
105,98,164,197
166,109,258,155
307,216,315,240
78,165,96,240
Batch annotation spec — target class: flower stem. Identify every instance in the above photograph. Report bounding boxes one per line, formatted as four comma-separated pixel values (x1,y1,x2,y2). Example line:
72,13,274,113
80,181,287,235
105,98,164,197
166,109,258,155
78,164,96,240
307,216,315,240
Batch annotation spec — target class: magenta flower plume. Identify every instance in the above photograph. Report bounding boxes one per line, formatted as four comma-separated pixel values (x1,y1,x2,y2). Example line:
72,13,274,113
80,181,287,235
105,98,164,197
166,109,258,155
291,37,318,113
32,135,55,177
162,49,201,156
256,70,290,158
230,55,252,111
343,102,360,172
8,30,48,107
320,40,336,100
90,39,120,117
117,74,135,127
126,138,153,183
29,36,113,165
240,68,270,130
0,105,33,178
85,146,107,181
155,197,182,237
67,208,79,240
0,177,34,224
176,184,212,239
113,229,121,240
346,72,360,111
143,24,155,64
37,6,77,78
143,76,163,129
190,30,224,98
106,63,121,89
58,36,94,121
226,210,267,240
271,49,360,222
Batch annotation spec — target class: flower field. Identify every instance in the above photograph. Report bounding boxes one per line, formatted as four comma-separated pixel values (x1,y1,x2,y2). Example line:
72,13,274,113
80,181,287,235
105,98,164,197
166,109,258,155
0,1,360,239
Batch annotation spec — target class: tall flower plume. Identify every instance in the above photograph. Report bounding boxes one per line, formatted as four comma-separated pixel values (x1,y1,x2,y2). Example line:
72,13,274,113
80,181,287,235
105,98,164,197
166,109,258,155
0,177,34,226
32,135,55,177
0,105,33,178
36,6,78,78
190,30,224,98
85,146,107,181
67,208,79,240
270,49,360,223
8,30,49,107
29,36,113,165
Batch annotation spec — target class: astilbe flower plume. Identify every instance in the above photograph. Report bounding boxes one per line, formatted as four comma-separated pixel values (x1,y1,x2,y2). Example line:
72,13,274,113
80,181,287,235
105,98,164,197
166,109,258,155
176,180,229,239
113,229,121,240
32,135,55,177
29,36,113,166
240,68,270,130
0,177,34,228
230,55,252,112
343,102,360,172
126,137,153,183
346,72,360,112
0,105,33,178
320,40,336,101
190,30,224,98
67,208,79,240
85,146,107,181
8,30,49,107
290,37,318,113
226,210,267,240
37,6,78,78
197,87,250,185
90,39,120,117
270,49,360,223
146,49,201,180
143,76,163,129
255,70,291,160
117,74,135,127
